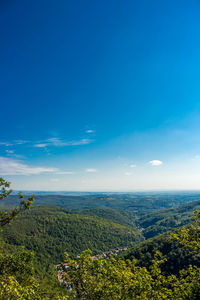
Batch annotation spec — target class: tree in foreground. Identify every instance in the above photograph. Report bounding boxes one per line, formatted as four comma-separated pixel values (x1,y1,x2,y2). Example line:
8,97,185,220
0,177,34,230
63,212,200,300
0,177,38,299
172,209,200,254
0,178,67,299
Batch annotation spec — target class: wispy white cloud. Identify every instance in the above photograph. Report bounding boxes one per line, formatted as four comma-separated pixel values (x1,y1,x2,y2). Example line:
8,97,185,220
55,171,74,175
46,138,93,147
85,168,98,173
46,138,66,146
85,130,95,134
14,140,29,145
0,156,58,175
68,139,92,146
130,164,136,168
34,144,48,148
0,156,73,176
0,142,13,146
0,137,94,149
6,150,14,154
149,160,163,166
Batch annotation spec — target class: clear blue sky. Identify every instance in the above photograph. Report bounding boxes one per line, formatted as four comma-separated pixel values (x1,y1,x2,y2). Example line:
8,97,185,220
1,0,200,190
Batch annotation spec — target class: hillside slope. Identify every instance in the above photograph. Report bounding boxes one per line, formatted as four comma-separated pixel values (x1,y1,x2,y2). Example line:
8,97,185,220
137,200,200,239
119,230,200,276
2,206,141,270
74,208,137,228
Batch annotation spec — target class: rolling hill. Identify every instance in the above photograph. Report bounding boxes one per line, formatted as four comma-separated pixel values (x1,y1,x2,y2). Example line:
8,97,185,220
137,199,200,239
2,205,141,271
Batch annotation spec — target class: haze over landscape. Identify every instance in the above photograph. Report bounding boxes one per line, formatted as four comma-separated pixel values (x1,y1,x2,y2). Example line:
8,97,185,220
1,0,200,192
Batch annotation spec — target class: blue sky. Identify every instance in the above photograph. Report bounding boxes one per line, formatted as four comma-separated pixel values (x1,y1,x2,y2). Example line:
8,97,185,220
1,0,200,190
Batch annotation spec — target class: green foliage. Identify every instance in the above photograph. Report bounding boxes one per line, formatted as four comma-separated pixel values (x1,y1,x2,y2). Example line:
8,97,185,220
63,213,200,299
0,276,39,300
75,208,137,228
34,263,68,299
137,200,200,239
172,210,200,254
0,178,34,229
119,232,200,275
60,211,200,299
2,205,141,271
0,178,38,299
0,247,34,283
4,191,200,212
0,241,65,299
1,177,200,299
63,250,200,299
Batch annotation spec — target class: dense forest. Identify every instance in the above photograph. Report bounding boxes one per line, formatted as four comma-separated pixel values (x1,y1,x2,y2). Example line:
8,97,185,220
2,206,141,271
3,191,200,212
137,199,200,238
1,179,200,299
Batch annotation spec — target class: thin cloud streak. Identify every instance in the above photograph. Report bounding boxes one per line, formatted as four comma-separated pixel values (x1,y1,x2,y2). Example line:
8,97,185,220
6,150,14,154
34,144,48,148
55,171,74,175
0,137,94,149
85,168,98,173
0,156,73,176
46,138,93,146
0,142,13,146
14,140,29,145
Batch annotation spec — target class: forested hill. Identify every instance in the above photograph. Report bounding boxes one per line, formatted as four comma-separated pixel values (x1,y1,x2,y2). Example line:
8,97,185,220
3,191,200,213
74,199,200,240
74,200,200,242
119,231,200,276
1,199,200,298
3,198,200,272
3,198,200,270
137,199,200,239
2,205,141,271
73,208,137,228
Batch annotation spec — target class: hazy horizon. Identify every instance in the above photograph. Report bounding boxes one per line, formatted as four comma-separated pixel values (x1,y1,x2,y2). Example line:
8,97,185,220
10,189,200,194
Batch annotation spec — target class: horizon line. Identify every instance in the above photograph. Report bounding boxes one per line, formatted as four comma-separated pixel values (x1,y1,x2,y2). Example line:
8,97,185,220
11,189,200,193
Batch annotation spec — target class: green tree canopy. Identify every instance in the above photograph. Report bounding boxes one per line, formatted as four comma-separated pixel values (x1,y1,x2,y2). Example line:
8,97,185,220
0,177,34,229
